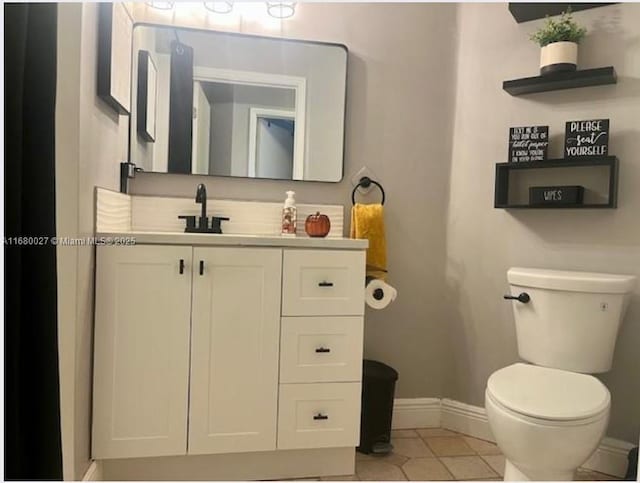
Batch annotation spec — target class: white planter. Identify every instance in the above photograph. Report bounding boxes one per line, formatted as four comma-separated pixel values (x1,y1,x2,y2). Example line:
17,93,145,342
540,41,578,76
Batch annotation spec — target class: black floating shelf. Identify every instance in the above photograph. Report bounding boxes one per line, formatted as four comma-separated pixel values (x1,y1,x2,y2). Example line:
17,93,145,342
503,67,617,96
494,156,619,209
508,3,614,23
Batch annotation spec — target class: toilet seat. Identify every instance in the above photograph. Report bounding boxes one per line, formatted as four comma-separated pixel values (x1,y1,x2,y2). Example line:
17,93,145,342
487,363,610,422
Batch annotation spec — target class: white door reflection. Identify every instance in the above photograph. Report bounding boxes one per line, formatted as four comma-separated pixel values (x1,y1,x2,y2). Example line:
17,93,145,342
250,110,295,180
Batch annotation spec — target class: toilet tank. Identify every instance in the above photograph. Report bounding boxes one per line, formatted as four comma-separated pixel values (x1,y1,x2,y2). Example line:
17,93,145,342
507,267,636,374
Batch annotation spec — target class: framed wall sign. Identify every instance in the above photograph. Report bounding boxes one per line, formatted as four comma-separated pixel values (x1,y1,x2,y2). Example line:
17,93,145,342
508,125,549,162
98,3,133,114
565,119,609,157
136,50,157,142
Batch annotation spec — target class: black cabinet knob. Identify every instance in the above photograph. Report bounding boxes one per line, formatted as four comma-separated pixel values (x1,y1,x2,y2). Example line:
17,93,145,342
318,281,334,287
313,413,329,421
504,292,530,304
315,347,331,353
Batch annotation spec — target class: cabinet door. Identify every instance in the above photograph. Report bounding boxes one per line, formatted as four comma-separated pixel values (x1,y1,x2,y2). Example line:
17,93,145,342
92,245,192,459
188,247,282,455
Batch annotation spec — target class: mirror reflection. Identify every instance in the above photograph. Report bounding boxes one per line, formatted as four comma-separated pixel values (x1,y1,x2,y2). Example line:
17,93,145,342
130,25,347,182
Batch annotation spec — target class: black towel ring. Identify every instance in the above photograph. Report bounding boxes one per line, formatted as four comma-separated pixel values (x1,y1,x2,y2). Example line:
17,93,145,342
351,176,385,205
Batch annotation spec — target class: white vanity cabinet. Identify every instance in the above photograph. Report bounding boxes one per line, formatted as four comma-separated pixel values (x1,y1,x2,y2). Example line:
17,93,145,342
92,245,193,459
92,241,366,475
188,247,282,455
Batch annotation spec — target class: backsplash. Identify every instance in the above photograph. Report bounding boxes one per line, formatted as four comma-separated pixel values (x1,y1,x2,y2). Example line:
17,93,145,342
95,188,345,238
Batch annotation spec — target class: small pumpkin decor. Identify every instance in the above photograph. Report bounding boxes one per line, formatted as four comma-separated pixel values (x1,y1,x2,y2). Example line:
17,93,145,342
530,9,586,76
305,212,331,238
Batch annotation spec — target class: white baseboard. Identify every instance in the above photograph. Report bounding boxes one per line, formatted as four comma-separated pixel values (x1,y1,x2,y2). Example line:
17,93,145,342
441,398,495,443
82,398,633,480
582,437,635,479
81,460,102,481
392,398,441,429
393,397,634,479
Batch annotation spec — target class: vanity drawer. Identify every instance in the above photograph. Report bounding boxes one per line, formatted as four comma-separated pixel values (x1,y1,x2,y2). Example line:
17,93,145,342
280,317,363,383
277,382,361,450
282,250,366,316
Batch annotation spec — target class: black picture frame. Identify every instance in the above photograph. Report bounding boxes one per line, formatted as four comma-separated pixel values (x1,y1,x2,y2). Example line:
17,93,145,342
98,3,133,114
564,119,610,158
137,50,157,142
508,125,549,162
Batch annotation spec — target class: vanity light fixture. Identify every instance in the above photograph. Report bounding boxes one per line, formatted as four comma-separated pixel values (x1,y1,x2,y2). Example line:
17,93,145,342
204,1,234,14
266,1,296,19
146,1,175,9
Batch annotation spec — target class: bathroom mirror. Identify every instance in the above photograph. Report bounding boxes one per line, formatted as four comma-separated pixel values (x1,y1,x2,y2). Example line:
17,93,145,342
129,25,347,182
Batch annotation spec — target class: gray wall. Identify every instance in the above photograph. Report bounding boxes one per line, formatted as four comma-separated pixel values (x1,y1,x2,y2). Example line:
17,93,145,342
56,3,128,479
56,7,640,481
130,3,460,402
444,3,640,443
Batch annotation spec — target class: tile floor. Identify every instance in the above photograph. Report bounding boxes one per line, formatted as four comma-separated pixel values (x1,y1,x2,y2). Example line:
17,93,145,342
308,427,619,481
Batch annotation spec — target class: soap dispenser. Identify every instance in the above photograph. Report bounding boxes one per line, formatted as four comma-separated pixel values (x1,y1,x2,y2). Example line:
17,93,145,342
281,190,297,237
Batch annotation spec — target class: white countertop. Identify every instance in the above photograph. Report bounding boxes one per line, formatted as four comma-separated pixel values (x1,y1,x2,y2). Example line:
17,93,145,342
96,231,369,250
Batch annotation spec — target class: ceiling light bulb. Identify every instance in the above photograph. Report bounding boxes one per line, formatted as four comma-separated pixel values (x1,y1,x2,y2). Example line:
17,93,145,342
266,2,295,19
204,1,234,14
146,1,175,10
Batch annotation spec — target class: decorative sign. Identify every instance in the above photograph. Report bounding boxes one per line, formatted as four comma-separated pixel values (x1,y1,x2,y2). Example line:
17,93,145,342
98,3,134,114
508,126,549,162
530,185,584,206
137,50,157,143
565,119,609,157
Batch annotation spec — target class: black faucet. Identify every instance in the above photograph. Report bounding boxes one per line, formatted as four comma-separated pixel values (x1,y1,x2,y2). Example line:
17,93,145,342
178,184,230,234
195,183,208,230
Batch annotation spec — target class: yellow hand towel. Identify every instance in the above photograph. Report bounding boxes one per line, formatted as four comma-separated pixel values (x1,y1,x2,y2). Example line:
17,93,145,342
350,203,387,280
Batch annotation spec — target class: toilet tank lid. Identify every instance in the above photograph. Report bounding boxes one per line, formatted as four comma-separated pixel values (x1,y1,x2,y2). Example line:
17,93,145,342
508,267,636,294
487,363,610,421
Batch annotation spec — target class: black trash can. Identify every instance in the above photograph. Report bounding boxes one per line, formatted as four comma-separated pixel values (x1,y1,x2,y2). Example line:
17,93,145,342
625,446,638,481
357,359,399,455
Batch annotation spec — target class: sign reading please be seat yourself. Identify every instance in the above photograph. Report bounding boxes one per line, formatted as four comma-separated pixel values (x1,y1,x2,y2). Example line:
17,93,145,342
565,119,610,157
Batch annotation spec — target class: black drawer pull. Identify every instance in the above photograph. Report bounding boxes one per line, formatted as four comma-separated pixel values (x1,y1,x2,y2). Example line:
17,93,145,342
199,260,204,276
315,347,331,353
318,281,334,287
179,259,185,274
313,413,329,421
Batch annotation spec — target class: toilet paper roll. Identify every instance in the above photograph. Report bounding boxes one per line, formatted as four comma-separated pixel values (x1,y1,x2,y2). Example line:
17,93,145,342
365,277,398,310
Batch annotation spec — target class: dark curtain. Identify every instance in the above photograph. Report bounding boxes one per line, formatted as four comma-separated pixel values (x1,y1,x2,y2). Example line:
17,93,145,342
4,3,63,480
167,39,194,174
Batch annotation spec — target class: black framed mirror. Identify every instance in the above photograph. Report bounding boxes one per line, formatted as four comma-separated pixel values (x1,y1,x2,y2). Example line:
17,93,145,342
129,24,348,182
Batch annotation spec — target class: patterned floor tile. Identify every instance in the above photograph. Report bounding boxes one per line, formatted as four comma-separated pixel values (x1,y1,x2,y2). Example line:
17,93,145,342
480,454,506,477
402,457,454,481
417,428,460,438
440,456,499,480
356,460,407,481
462,436,502,455
392,437,435,458
575,469,619,481
320,474,359,481
424,436,476,456
374,451,410,467
392,429,419,438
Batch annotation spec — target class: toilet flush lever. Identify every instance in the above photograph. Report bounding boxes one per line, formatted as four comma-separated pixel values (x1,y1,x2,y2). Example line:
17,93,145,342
504,292,530,304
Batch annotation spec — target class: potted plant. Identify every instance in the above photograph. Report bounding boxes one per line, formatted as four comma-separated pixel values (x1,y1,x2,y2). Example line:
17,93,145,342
530,9,587,76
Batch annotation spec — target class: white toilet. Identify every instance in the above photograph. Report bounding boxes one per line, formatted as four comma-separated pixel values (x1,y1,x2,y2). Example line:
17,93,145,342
486,267,636,481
